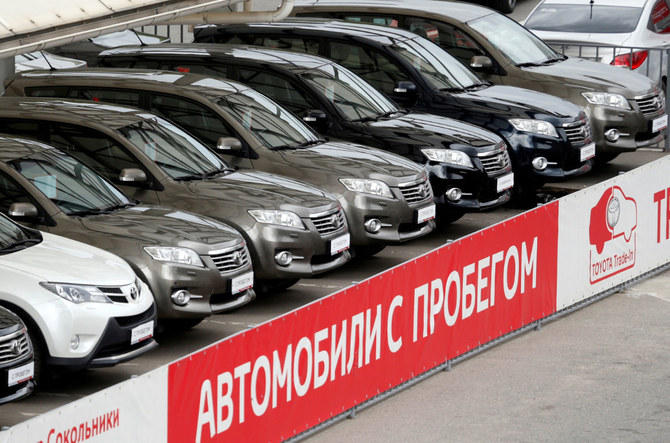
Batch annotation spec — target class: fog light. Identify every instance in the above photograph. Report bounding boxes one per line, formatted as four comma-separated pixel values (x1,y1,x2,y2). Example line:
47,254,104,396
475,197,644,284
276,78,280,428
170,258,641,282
446,188,462,202
532,157,548,171
604,128,620,142
70,335,80,350
364,218,382,233
171,289,191,306
275,251,293,266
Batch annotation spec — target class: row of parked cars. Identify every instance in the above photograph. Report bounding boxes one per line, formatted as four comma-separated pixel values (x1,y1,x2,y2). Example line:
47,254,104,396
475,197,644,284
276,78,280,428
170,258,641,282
1,0,666,406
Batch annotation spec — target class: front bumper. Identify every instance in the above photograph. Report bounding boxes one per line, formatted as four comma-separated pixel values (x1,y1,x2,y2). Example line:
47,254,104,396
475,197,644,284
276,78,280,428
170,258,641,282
587,104,666,154
244,216,351,280
140,252,256,320
0,353,34,405
339,190,435,247
47,303,159,371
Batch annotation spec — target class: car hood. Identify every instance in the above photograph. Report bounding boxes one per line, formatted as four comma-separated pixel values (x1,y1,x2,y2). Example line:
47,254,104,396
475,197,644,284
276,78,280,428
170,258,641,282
176,169,338,213
269,141,423,181
457,84,581,119
367,112,504,150
519,57,659,97
0,231,134,285
77,205,243,249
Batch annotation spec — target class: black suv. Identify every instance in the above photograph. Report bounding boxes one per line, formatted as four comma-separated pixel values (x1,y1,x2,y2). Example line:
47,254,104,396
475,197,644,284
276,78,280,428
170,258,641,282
97,44,513,220
194,19,596,198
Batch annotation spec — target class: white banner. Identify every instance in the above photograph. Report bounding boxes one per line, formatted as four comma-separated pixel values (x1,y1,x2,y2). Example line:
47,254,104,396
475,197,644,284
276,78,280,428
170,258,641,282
0,367,167,443
557,155,670,309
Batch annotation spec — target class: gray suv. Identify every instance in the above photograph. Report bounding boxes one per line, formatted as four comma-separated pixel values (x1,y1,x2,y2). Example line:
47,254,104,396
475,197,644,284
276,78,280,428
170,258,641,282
4,69,436,255
0,135,255,327
0,98,351,292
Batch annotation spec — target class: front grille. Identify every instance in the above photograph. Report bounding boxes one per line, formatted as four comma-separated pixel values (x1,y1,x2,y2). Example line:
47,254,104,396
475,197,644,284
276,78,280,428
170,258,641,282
99,286,128,304
479,146,512,176
311,207,346,235
564,120,592,146
0,329,31,364
635,92,665,116
399,177,433,205
115,305,156,328
210,244,251,273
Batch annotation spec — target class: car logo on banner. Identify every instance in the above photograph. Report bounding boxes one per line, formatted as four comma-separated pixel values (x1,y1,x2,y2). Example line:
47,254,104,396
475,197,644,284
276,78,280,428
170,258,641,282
588,186,637,283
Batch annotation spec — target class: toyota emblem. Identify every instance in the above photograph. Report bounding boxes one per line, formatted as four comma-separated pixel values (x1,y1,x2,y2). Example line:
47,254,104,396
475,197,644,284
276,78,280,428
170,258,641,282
10,339,21,357
329,214,339,227
232,251,244,266
129,286,138,301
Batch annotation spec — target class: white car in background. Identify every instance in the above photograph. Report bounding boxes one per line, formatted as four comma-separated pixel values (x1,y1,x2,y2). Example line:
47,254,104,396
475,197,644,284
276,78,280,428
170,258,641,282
0,214,157,383
14,51,86,72
524,0,670,87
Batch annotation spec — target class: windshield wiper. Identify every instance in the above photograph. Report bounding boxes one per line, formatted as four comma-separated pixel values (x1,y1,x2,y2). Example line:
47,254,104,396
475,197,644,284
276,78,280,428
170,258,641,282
542,55,568,64
69,208,107,216
0,237,41,252
102,203,136,212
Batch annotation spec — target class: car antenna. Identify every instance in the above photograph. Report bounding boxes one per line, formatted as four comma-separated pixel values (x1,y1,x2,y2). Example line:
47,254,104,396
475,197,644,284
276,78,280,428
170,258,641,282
590,0,594,19
40,50,57,71
130,29,147,46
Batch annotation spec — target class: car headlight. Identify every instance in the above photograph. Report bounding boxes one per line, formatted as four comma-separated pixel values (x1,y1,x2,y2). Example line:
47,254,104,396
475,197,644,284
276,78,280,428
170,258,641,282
143,246,205,267
339,178,394,198
40,282,112,304
420,149,474,168
581,92,631,110
509,119,558,137
248,209,306,229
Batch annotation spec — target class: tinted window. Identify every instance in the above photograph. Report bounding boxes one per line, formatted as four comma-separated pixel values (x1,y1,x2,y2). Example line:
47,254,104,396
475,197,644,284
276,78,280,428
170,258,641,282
328,42,409,96
24,86,69,97
525,4,644,33
259,36,319,54
0,171,38,216
148,93,236,148
238,68,317,115
405,18,484,65
70,88,142,108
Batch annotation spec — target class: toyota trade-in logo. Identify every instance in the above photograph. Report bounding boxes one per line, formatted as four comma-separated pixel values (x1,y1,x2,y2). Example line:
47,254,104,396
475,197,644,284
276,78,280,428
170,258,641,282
588,186,637,283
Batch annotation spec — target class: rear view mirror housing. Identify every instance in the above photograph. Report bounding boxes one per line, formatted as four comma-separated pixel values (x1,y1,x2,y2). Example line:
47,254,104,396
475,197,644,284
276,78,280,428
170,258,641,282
392,81,418,107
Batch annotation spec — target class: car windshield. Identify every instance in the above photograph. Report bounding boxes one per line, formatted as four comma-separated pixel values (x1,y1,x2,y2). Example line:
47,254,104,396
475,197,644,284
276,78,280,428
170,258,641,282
118,116,231,180
0,214,40,251
525,4,644,33
469,13,559,65
301,64,400,121
390,37,484,90
9,149,133,216
216,88,321,149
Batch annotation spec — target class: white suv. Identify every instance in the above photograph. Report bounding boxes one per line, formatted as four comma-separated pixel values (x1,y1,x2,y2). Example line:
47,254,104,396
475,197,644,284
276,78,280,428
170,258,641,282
0,214,157,382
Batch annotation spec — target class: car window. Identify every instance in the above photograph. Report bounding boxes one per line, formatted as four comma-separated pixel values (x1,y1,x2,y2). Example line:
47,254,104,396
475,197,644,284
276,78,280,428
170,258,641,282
0,171,40,217
338,14,401,28
148,93,241,151
24,86,69,97
651,0,670,34
259,36,320,54
405,18,484,65
48,123,145,183
328,42,410,96
70,88,142,108
237,68,318,116
525,4,644,33
166,63,229,77
9,150,131,215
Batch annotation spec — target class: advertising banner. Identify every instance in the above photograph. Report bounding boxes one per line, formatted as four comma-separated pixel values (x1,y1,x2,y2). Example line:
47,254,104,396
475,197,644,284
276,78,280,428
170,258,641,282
167,203,560,442
556,156,670,309
0,368,167,443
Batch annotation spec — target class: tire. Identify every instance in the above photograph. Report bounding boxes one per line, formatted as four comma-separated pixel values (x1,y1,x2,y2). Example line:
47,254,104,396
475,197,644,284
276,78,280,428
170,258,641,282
351,244,386,259
493,0,516,13
26,326,46,387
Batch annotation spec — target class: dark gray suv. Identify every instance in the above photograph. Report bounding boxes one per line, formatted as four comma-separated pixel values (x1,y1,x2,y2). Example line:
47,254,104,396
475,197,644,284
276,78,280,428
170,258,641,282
4,69,436,252
0,98,351,293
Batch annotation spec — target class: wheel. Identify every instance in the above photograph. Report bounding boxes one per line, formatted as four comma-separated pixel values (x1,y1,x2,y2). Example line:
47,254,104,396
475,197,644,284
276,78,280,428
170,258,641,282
26,326,46,387
351,244,386,259
594,152,620,165
436,209,464,226
493,0,516,13
160,318,204,332
255,278,300,295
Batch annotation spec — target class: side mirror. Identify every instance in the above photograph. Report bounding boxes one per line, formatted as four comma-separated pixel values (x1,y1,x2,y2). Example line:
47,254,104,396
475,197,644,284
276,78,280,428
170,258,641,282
216,137,243,153
8,202,38,219
392,81,418,107
469,55,493,72
119,168,147,183
302,109,329,132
